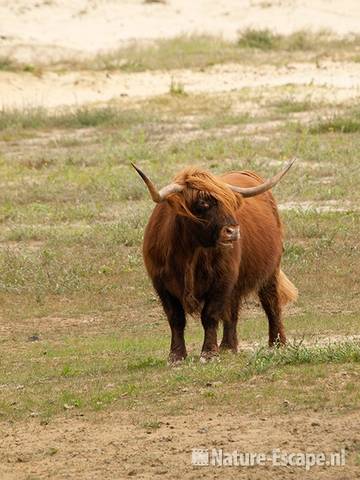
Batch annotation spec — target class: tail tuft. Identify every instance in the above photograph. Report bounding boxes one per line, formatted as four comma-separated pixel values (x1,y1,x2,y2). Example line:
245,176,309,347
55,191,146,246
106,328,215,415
277,269,298,306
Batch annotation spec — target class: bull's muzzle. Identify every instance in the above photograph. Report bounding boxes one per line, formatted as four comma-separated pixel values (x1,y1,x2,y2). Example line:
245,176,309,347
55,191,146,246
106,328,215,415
219,225,240,247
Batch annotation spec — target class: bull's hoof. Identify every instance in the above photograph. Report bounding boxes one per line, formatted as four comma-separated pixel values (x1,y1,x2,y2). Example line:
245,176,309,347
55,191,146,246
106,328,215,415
269,336,286,348
219,342,238,353
200,351,220,363
168,351,187,366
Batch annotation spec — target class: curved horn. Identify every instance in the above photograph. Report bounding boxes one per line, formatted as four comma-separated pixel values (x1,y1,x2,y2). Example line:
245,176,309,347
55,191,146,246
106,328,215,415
227,158,296,198
131,163,184,203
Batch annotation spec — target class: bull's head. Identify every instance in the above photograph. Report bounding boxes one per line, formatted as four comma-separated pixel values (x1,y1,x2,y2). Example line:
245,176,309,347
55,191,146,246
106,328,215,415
132,160,295,248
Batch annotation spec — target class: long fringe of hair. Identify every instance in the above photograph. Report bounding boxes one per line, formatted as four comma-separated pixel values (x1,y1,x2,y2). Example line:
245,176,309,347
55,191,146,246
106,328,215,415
166,167,242,220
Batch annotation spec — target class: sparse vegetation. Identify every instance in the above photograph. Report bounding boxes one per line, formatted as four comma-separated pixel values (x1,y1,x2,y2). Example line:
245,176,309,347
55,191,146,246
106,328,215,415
271,96,316,114
0,106,150,131
0,92,359,420
310,110,360,133
169,78,186,96
237,28,359,52
2,31,360,74
1,30,360,477
0,56,16,71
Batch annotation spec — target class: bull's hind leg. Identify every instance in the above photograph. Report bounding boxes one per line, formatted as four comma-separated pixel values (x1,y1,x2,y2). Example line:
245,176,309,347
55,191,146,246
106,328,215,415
155,285,187,363
220,295,240,353
258,274,286,346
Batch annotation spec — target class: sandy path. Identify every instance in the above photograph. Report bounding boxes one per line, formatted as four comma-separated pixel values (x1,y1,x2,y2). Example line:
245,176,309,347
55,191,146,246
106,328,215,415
2,61,360,109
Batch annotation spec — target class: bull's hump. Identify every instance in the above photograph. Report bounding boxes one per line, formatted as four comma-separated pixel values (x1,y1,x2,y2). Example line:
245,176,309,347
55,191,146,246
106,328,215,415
220,170,264,188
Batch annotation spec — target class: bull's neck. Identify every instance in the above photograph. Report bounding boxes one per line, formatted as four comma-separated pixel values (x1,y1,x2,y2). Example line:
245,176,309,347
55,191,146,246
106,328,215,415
172,216,205,314
173,215,204,260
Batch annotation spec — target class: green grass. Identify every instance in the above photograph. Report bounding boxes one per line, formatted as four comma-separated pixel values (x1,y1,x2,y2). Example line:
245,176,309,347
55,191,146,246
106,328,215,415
0,105,151,131
59,31,360,72
245,342,360,375
271,97,316,114
0,95,359,321
0,56,17,71
238,29,279,50
169,79,186,96
237,29,337,51
200,112,252,129
0,335,359,421
0,84,359,427
90,35,246,72
310,110,360,133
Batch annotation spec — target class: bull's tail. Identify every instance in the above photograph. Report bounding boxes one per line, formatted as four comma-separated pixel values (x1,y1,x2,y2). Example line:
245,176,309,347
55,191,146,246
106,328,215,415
277,269,298,306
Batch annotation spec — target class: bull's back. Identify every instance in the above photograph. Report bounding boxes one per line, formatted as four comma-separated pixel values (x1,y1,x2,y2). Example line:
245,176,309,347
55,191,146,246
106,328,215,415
221,171,284,292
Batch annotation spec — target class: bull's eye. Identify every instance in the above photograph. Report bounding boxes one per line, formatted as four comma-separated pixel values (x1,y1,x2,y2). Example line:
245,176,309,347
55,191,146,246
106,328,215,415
196,200,210,211
192,197,217,217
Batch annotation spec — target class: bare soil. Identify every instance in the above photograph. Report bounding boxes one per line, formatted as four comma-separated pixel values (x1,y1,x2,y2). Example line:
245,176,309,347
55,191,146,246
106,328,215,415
1,408,359,479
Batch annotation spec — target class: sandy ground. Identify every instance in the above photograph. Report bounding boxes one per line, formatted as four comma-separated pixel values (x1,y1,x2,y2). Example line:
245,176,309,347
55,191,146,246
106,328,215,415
1,0,360,58
1,408,359,479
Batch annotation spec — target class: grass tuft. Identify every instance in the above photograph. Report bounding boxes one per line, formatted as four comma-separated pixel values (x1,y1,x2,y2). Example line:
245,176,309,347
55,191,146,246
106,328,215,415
0,106,150,131
271,97,315,114
237,29,335,51
169,79,186,96
310,111,360,134
245,342,360,377
238,29,279,50
0,56,17,71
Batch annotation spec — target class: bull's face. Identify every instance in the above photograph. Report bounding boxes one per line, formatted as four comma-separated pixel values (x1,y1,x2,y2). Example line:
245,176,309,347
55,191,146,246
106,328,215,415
187,193,240,248
132,161,295,248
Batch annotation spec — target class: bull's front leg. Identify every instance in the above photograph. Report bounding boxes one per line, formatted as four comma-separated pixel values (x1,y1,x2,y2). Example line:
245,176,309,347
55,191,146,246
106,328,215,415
200,294,227,362
155,284,187,364
220,294,240,353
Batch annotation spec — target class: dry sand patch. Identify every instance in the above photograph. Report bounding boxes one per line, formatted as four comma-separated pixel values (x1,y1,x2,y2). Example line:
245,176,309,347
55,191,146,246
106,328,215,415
2,61,360,109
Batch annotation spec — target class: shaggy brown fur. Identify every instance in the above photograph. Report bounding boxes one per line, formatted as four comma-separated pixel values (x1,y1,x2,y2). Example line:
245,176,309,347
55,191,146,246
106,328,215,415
167,167,242,220
141,166,297,362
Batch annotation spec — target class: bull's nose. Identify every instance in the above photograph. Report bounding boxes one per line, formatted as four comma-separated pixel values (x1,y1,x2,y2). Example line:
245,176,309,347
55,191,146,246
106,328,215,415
221,225,240,242
224,226,237,236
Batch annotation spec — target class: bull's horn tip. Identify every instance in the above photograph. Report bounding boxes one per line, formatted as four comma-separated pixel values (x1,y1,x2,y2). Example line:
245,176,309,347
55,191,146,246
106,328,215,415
131,163,145,177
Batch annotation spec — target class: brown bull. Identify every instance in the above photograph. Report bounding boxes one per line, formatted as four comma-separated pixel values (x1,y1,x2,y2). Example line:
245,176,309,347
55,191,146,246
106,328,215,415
133,161,298,363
